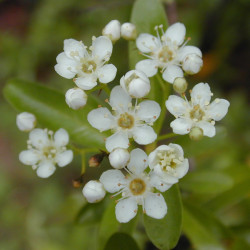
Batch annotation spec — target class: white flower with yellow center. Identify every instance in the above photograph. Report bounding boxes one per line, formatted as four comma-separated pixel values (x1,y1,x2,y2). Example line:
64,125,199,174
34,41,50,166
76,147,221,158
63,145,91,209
100,148,167,223
148,144,189,187
136,22,202,83
55,36,117,90
165,83,230,137
19,128,73,178
87,86,161,152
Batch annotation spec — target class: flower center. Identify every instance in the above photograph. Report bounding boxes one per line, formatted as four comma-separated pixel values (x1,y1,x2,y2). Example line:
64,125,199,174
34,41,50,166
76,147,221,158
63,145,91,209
43,146,57,159
118,112,134,129
157,46,174,63
190,104,205,121
129,178,146,195
81,60,97,74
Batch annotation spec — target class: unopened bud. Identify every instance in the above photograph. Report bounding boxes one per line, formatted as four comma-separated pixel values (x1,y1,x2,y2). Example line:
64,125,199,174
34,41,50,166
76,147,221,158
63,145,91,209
173,77,188,94
82,180,106,203
102,20,121,43
16,112,36,132
72,174,84,188
182,54,203,75
120,70,150,98
109,148,130,169
65,88,88,110
189,127,203,141
121,22,137,40
88,152,107,167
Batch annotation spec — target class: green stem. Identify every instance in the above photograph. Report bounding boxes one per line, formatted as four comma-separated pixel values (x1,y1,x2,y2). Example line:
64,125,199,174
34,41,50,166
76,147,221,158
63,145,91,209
101,84,111,96
158,133,177,141
69,144,98,155
81,153,86,174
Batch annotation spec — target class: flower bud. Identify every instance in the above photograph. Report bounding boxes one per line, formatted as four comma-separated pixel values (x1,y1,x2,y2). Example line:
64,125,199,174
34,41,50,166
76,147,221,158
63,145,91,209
182,54,203,75
72,174,84,188
109,148,130,169
189,127,203,141
65,88,87,110
88,152,107,167
82,180,106,203
173,77,188,94
102,20,121,43
120,70,150,98
16,112,36,132
121,22,137,40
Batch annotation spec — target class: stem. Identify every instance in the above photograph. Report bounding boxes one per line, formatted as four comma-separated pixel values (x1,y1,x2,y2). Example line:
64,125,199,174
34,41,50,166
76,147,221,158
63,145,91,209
69,144,98,155
164,0,178,25
101,84,111,96
81,153,86,174
158,133,177,141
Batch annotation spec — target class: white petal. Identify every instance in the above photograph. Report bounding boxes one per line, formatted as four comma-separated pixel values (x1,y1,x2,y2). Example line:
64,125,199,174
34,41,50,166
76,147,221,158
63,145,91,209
64,39,86,59
145,193,167,219
105,132,129,152
207,99,230,121
99,169,125,193
197,121,216,137
135,59,158,77
56,150,73,167
162,65,183,83
132,125,157,145
54,62,76,79
137,100,161,123
19,150,39,166
165,95,187,117
169,143,184,157
191,83,211,106
82,180,106,203
36,161,56,178
109,86,131,112
165,22,186,45
127,148,148,174
149,173,172,192
54,128,69,147
29,129,48,149
175,159,189,178
177,46,202,61
97,64,117,83
136,33,158,53
16,112,36,132
109,148,130,169
148,145,170,169
170,118,192,135
74,76,97,90
115,198,138,223
92,36,113,61
102,20,121,42
87,107,113,132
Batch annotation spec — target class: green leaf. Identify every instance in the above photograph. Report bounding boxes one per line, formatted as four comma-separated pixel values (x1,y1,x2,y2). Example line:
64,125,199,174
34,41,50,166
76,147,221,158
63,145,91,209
3,79,105,148
104,233,140,250
143,184,182,250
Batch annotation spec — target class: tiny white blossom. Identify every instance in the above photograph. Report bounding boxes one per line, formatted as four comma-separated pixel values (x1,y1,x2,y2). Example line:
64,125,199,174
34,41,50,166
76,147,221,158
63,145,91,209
55,36,117,90
82,180,106,203
87,86,161,152
120,70,151,98
165,83,230,137
16,112,36,132
121,22,137,40
102,20,121,42
148,144,189,187
19,128,73,178
65,87,88,110
135,22,202,83
109,148,130,169
100,148,167,223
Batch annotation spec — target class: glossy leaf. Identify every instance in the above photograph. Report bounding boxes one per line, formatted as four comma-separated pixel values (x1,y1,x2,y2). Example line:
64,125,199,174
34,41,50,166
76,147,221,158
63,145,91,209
144,184,182,250
3,79,106,149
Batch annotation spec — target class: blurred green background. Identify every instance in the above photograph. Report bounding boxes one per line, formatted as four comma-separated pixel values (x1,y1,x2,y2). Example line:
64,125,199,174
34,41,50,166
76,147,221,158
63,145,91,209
0,0,249,249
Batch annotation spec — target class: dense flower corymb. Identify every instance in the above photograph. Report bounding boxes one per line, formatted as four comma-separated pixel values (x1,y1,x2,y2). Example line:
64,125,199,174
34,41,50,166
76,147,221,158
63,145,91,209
55,36,117,90
136,22,203,83
165,83,230,137
100,149,167,223
19,128,73,178
87,86,161,152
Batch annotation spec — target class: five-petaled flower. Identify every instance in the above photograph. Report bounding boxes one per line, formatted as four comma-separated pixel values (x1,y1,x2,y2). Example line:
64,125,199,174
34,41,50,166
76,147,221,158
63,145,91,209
165,83,230,137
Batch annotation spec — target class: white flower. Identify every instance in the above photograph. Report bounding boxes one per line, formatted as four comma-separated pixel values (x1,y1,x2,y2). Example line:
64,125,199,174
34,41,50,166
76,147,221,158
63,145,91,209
121,22,137,40
82,180,106,203
135,23,202,83
120,70,151,98
55,36,117,90
100,148,167,223
65,87,88,109
87,86,161,152
109,148,130,169
102,20,121,42
19,128,73,178
16,112,36,132
148,144,189,186
165,83,230,137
